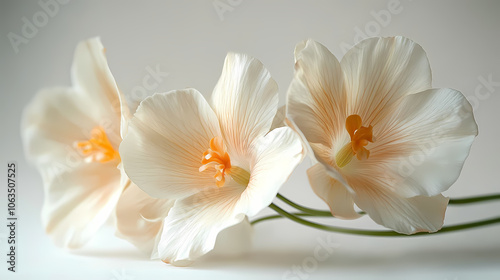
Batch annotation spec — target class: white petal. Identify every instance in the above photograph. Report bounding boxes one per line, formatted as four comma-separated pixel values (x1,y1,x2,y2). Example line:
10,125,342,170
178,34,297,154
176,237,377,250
351,182,449,234
349,88,478,197
299,140,353,193
157,181,246,264
120,89,222,199
211,53,279,159
71,37,124,139
284,117,351,193
269,105,286,131
38,161,122,248
307,163,360,219
115,182,174,257
340,36,432,125
287,39,346,147
242,127,304,217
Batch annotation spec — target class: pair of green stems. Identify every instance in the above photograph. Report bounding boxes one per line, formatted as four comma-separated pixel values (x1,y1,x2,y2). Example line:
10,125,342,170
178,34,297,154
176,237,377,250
251,193,500,236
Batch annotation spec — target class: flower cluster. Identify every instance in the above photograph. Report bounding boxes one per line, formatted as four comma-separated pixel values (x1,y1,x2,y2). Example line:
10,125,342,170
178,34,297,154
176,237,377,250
22,36,478,265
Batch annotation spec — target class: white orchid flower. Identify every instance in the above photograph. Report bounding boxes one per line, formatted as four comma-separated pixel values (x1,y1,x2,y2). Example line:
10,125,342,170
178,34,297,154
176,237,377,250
287,37,478,234
21,38,171,252
120,53,304,265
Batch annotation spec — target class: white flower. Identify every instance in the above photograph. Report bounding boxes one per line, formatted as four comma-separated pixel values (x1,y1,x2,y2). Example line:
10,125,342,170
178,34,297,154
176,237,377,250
287,37,478,234
120,53,304,264
21,38,171,252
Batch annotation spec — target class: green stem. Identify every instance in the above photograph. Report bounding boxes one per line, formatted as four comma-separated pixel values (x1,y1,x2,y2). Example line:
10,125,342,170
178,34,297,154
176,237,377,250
276,193,334,216
251,212,317,225
252,193,500,226
268,203,500,236
275,192,500,218
449,194,500,205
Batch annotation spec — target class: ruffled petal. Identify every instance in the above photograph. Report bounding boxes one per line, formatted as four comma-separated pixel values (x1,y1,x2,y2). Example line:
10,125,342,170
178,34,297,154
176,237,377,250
115,182,174,257
347,88,478,197
340,36,432,125
242,127,304,217
211,53,279,160
120,89,221,199
351,178,449,234
71,37,124,142
287,39,346,147
157,181,246,265
307,163,360,219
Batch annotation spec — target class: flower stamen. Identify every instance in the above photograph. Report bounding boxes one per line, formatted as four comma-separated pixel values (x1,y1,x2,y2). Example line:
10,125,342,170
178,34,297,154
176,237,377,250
199,137,250,187
74,126,120,163
335,115,374,168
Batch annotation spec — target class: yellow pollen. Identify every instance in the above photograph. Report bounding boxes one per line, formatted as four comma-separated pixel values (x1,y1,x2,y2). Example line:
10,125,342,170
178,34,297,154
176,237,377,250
199,137,250,187
74,126,120,163
335,115,374,168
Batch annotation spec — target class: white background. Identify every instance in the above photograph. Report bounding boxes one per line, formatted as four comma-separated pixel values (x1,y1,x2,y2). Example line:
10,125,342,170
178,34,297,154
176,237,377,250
1,0,500,279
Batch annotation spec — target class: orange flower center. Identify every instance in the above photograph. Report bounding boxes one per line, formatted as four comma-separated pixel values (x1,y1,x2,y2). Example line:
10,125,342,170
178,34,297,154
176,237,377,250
335,115,374,168
74,126,120,163
199,137,250,187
